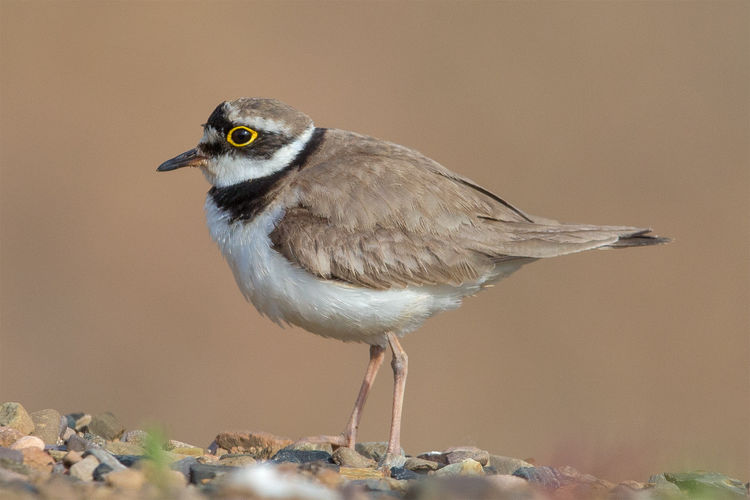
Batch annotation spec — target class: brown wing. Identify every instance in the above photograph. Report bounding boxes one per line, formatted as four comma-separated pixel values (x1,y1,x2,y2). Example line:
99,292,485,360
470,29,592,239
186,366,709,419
270,129,666,289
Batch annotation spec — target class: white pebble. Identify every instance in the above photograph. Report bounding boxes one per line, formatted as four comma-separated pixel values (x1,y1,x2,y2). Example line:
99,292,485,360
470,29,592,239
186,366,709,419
10,435,45,450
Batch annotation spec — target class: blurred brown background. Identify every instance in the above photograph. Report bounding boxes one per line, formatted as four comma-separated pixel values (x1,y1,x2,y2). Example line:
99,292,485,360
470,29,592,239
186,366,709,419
1,1,747,482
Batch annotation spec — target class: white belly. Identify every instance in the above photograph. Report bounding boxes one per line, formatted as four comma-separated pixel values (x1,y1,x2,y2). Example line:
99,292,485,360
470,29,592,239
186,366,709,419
205,197,523,345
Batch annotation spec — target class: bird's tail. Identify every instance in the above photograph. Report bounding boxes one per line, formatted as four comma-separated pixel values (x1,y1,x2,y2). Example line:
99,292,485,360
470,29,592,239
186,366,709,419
607,229,672,249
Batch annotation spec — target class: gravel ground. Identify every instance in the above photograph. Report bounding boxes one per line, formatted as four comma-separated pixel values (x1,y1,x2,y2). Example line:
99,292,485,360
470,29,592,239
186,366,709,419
0,402,746,500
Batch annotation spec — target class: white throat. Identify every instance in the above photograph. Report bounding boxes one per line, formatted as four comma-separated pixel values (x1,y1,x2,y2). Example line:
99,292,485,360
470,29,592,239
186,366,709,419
201,125,315,187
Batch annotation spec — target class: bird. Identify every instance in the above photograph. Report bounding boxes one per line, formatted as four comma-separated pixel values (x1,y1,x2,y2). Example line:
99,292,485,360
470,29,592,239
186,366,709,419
157,97,668,467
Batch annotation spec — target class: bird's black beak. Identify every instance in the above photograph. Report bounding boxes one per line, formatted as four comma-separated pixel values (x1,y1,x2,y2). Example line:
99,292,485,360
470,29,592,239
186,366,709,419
157,148,208,172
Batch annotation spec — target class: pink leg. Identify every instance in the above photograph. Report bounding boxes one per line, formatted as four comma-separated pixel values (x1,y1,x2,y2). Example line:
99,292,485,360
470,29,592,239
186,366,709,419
343,344,386,447
386,333,408,456
298,344,385,448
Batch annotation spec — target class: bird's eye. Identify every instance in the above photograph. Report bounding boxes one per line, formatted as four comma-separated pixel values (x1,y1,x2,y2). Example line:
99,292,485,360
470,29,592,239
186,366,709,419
226,126,258,147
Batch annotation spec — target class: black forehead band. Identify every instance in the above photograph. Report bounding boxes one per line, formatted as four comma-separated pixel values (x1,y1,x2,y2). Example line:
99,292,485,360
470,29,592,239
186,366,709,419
205,103,234,134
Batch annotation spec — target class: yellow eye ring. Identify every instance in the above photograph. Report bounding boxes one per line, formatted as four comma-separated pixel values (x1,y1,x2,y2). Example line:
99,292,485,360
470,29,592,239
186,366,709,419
226,126,258,147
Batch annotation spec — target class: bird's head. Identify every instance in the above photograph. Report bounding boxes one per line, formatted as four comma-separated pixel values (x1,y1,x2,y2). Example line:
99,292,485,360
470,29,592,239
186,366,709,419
157,98,314,187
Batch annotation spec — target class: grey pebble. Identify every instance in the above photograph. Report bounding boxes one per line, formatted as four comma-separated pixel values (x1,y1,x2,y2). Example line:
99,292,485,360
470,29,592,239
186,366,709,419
88,412,125,441
0,447,23,463
189,463,236,485
513,466,560,490
171,457,198,479
271,449,333,464
65,434,90,452
85,448,126,472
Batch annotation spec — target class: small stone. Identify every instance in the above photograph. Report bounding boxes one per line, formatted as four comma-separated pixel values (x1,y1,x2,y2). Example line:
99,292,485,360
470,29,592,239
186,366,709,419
170,456,198,479
113,454,142,467
30,409,62,445
356,442,403,462
63,450,83,467
66,433,90,452
86,448,126,473
121,429,148,446
105,467,146,489
214,431,293,459
391,466,419,480
0,426,25,447
417,451,447,464
404,456,441,472
21,448,54,473
48,449,67,461
70,454,99,481
271,449,333,464
82,432,106,448
488,455,533,475
61,426,75,442
189,462,237,484
104,441,144,456
65,413,92,432
285,441,334,454
93,462,113,481
10,436,45,451
663,471,748,498
432,458,485,477
88,412,125,440
332,446,376,468
339,467,385,480
0,403,34,435
0,446,23,463
171,446,204,456
217,454,257,467
513,466,560,490
444,446,490,466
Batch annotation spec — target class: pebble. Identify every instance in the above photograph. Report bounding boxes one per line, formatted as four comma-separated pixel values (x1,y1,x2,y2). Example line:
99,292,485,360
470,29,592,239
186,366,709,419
404,456,441,472
121,429,148,445
65,433,90,452
355,442,403,462
86,448,126,473
189,462,237,485
60,426,74,442
217,453,257,467
432,458,484,477
92,462,114,481
339,467,385,480
0,402,34,435
88,412,125,440
104,467,146,490
104,440,144,456
391,466,419,480
29,409,61,446
0,446,23,463
443,446,490,466
272,449,334,464
65,413,91,432
0,426,25,447
170,456,199,478
82,432,106,448
288,440,335,453
488,454,533,475
332,447,376,468
663,471,748,498
513,466,560,490
62,450,83,467
69,454,99,481
10,436,45,451
171,446,204,456
214,431,293,459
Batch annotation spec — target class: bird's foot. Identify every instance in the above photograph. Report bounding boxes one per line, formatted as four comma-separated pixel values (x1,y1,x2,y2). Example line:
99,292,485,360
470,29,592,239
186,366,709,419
294,433,349,448
378,452,406,474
